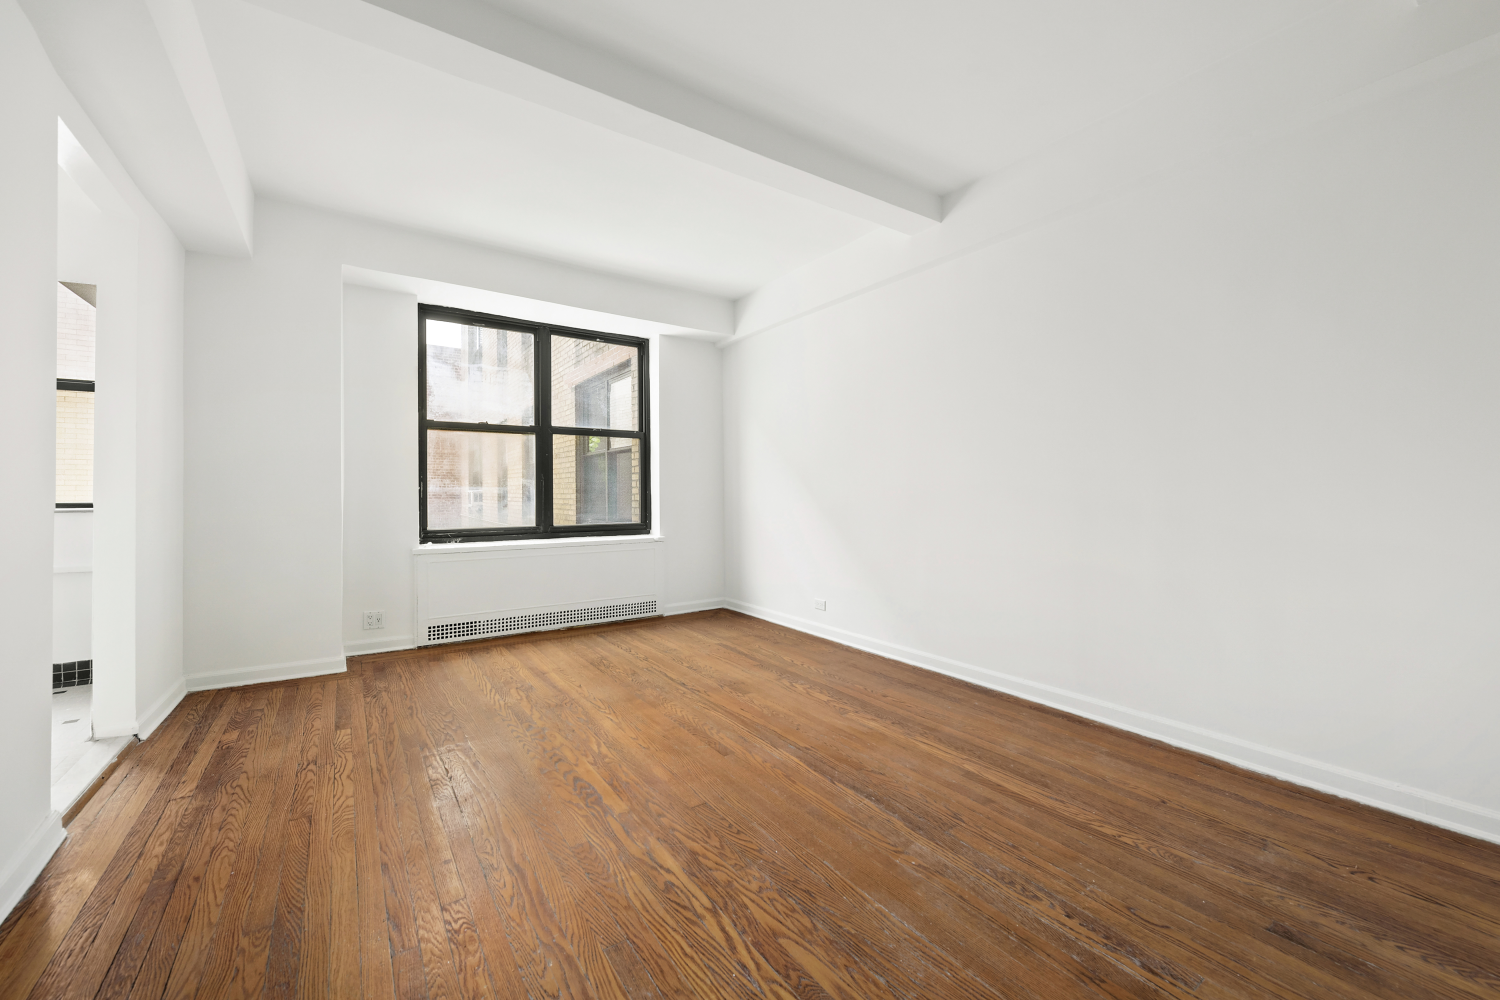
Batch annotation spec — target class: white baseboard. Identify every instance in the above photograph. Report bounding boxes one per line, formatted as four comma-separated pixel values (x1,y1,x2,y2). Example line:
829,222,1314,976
136,676,188,739
0,811,65,926
185,654,346,692
726,599,1500,845
343,634,415,657
662,598,726,616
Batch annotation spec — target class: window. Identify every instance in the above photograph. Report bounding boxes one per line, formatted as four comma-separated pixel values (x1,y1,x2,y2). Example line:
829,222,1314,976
418,305,649,542
56,282,96,509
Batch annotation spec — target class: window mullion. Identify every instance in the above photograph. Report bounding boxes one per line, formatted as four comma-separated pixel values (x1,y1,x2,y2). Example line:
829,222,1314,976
537,327,553,533
548,425,644,439
423,419,536,434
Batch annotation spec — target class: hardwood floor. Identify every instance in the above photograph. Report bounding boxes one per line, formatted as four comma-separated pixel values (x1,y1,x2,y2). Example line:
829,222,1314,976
2,609,1497,999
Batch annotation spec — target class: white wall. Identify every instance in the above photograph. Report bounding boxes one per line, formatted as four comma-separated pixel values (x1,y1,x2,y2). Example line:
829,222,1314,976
0,0,66,922
724,57,1500,842
187,201,727,687
658,335,724,612
127,206,186,736
185,211,345,688
341,285,418,652
53,511,93,663
0,14,188,923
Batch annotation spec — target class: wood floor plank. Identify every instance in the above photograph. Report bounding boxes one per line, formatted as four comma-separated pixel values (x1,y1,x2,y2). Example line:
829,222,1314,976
327,688,361,1000
366,667,468,1000
617,628,1366,999
296,681,339,1000
642,620,1500,998
98,691,272,1000
0,694,209,1000
564,633,1146,1000
432,718,622,999
5,611,1498,1000
387,665,520,1000
416,750,529,1000
708,616,1500,927
357,668,432,1000
415,655,717,1000
454,645,800,999
569,628,1170,1000
26,690,238,1000
184,682,309,1000
508,637,1060,1000
494,641,952,997
704,613,1500,888
344,677,399,1000
263,680,333,1000
468,641,1092,1000
127,692,274,1000
151,686,286,1000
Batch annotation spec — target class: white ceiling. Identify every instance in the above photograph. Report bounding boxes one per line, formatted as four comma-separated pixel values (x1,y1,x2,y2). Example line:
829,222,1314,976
197,0,875,298
194,0,1335,299
480,0,1322,192
40,0,1493,305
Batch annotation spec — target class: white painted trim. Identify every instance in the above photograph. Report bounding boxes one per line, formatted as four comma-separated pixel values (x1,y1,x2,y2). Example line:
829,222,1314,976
344,634,415,657
51,565,92,574
136,676,188,739
411,534,665,555
51,738,133,816
92,720,140,741
185,655,346,692
0,812,65,926
726,600,1500,846
662,598,725,616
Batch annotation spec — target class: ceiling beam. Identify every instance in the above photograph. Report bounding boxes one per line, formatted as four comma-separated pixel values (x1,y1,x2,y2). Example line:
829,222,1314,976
21,0,252,255
240,0,943,234
144,0,252,246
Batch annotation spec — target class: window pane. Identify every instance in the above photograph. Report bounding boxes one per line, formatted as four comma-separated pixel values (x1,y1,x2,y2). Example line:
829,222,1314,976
425,319,534,425
426,430,535,530
57,282,95,381
57,390,93,504
552,435,640,525
550,336,638,430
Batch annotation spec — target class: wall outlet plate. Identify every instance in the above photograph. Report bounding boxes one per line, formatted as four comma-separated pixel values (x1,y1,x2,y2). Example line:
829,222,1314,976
813,599,826,611
363,610,385,630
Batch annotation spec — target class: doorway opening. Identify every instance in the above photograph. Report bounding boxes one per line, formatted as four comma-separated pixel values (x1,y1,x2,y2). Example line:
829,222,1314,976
51,279,129,813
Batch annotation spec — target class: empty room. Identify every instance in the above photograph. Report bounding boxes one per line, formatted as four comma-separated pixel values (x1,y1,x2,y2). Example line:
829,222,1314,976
2,0,1498,997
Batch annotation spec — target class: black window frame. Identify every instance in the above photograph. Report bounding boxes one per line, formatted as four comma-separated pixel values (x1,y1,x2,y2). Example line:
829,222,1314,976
417,303,651,544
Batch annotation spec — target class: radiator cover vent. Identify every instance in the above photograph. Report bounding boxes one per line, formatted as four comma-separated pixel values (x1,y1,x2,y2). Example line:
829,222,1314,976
424,598,658,645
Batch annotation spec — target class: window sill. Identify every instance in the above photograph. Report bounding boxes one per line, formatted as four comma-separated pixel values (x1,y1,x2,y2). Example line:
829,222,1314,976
411,534,663,556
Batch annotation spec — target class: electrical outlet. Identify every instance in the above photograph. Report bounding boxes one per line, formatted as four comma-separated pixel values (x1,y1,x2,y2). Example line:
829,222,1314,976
362,610,385,630
813,599,826,611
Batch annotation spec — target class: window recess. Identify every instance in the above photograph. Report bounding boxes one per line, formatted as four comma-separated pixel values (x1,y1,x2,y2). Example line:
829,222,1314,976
418,304,649,543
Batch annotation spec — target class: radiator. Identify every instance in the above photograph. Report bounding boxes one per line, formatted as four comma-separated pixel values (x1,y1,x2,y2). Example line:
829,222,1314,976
413,538,663,647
